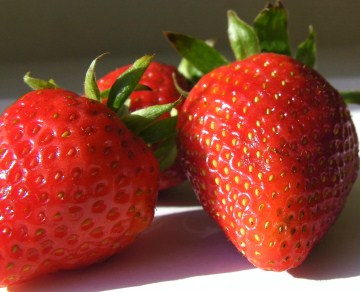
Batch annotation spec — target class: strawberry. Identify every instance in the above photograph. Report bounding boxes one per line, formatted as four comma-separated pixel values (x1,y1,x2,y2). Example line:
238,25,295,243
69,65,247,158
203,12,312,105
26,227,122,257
97,61,188,115
97,61,190,191
0,55,175,286
166,1,359,271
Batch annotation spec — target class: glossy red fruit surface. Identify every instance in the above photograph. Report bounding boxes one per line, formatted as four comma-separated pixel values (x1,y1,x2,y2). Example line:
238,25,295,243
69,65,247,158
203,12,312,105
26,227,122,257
0,88,159,286
177,53,359,271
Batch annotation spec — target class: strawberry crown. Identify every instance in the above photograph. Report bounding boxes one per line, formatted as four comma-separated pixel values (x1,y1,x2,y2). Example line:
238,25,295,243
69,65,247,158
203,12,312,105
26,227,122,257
164,0,359,104
23,54,181,171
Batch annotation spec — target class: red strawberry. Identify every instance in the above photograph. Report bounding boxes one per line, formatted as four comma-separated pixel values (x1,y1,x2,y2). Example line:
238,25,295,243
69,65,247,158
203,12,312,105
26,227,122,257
167,2,359,271
0,55,169,286
97,61,189,191
177,52,359,271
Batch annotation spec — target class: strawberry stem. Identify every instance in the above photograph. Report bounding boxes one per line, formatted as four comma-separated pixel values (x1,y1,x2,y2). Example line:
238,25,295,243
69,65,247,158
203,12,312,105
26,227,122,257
172,72,189,97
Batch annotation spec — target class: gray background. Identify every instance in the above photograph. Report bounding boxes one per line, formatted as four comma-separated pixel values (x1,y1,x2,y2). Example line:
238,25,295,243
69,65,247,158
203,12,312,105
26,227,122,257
0,0,359,99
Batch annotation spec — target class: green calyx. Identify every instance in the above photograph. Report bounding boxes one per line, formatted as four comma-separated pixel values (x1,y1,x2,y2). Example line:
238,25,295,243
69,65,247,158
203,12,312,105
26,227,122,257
23,54,182,170
164,0,359,104
165,1,316,80
83,54,183,171
165,32,228,76
23,72,60,90
227,10,261,60
84,53,154,111
253,1,291,56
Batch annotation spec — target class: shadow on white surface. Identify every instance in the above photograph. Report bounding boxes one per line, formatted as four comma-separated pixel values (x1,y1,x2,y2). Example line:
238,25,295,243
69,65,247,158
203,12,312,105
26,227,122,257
9,208,253,292
8,177,360,291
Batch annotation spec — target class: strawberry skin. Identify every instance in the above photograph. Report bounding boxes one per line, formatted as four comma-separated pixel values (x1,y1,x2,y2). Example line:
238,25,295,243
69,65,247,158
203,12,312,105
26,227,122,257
97,61,189,191
177,53,359,271
0,89,159,286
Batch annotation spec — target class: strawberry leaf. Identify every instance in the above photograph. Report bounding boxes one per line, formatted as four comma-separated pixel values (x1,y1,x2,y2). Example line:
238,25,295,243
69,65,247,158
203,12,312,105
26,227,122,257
100,84,151,100
100,88,110,99
23,72,59,90
84,54,106,101
154,135,178,171
227,10,261,60
164,32,229,74
122,100,180,171
134,84,152,91
253,1,291,56
178,58,204,84
107,54,154,113
139,116,178,144
177,39,216,84
341,91,360,104
121,98,181,134
296,26,317,68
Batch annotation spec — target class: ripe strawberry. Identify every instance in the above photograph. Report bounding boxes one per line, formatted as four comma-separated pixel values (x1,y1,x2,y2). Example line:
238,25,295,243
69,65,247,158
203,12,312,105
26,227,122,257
97,62,189,191
177,52,359,271
0,55,171,286
167,2,359,271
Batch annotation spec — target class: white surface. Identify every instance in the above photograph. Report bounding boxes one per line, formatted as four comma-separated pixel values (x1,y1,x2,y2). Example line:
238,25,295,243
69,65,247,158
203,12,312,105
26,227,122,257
0,81,360,292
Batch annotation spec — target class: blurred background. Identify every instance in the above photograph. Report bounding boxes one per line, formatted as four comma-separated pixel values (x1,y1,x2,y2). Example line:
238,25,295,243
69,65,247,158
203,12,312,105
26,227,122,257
0,0,359,100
